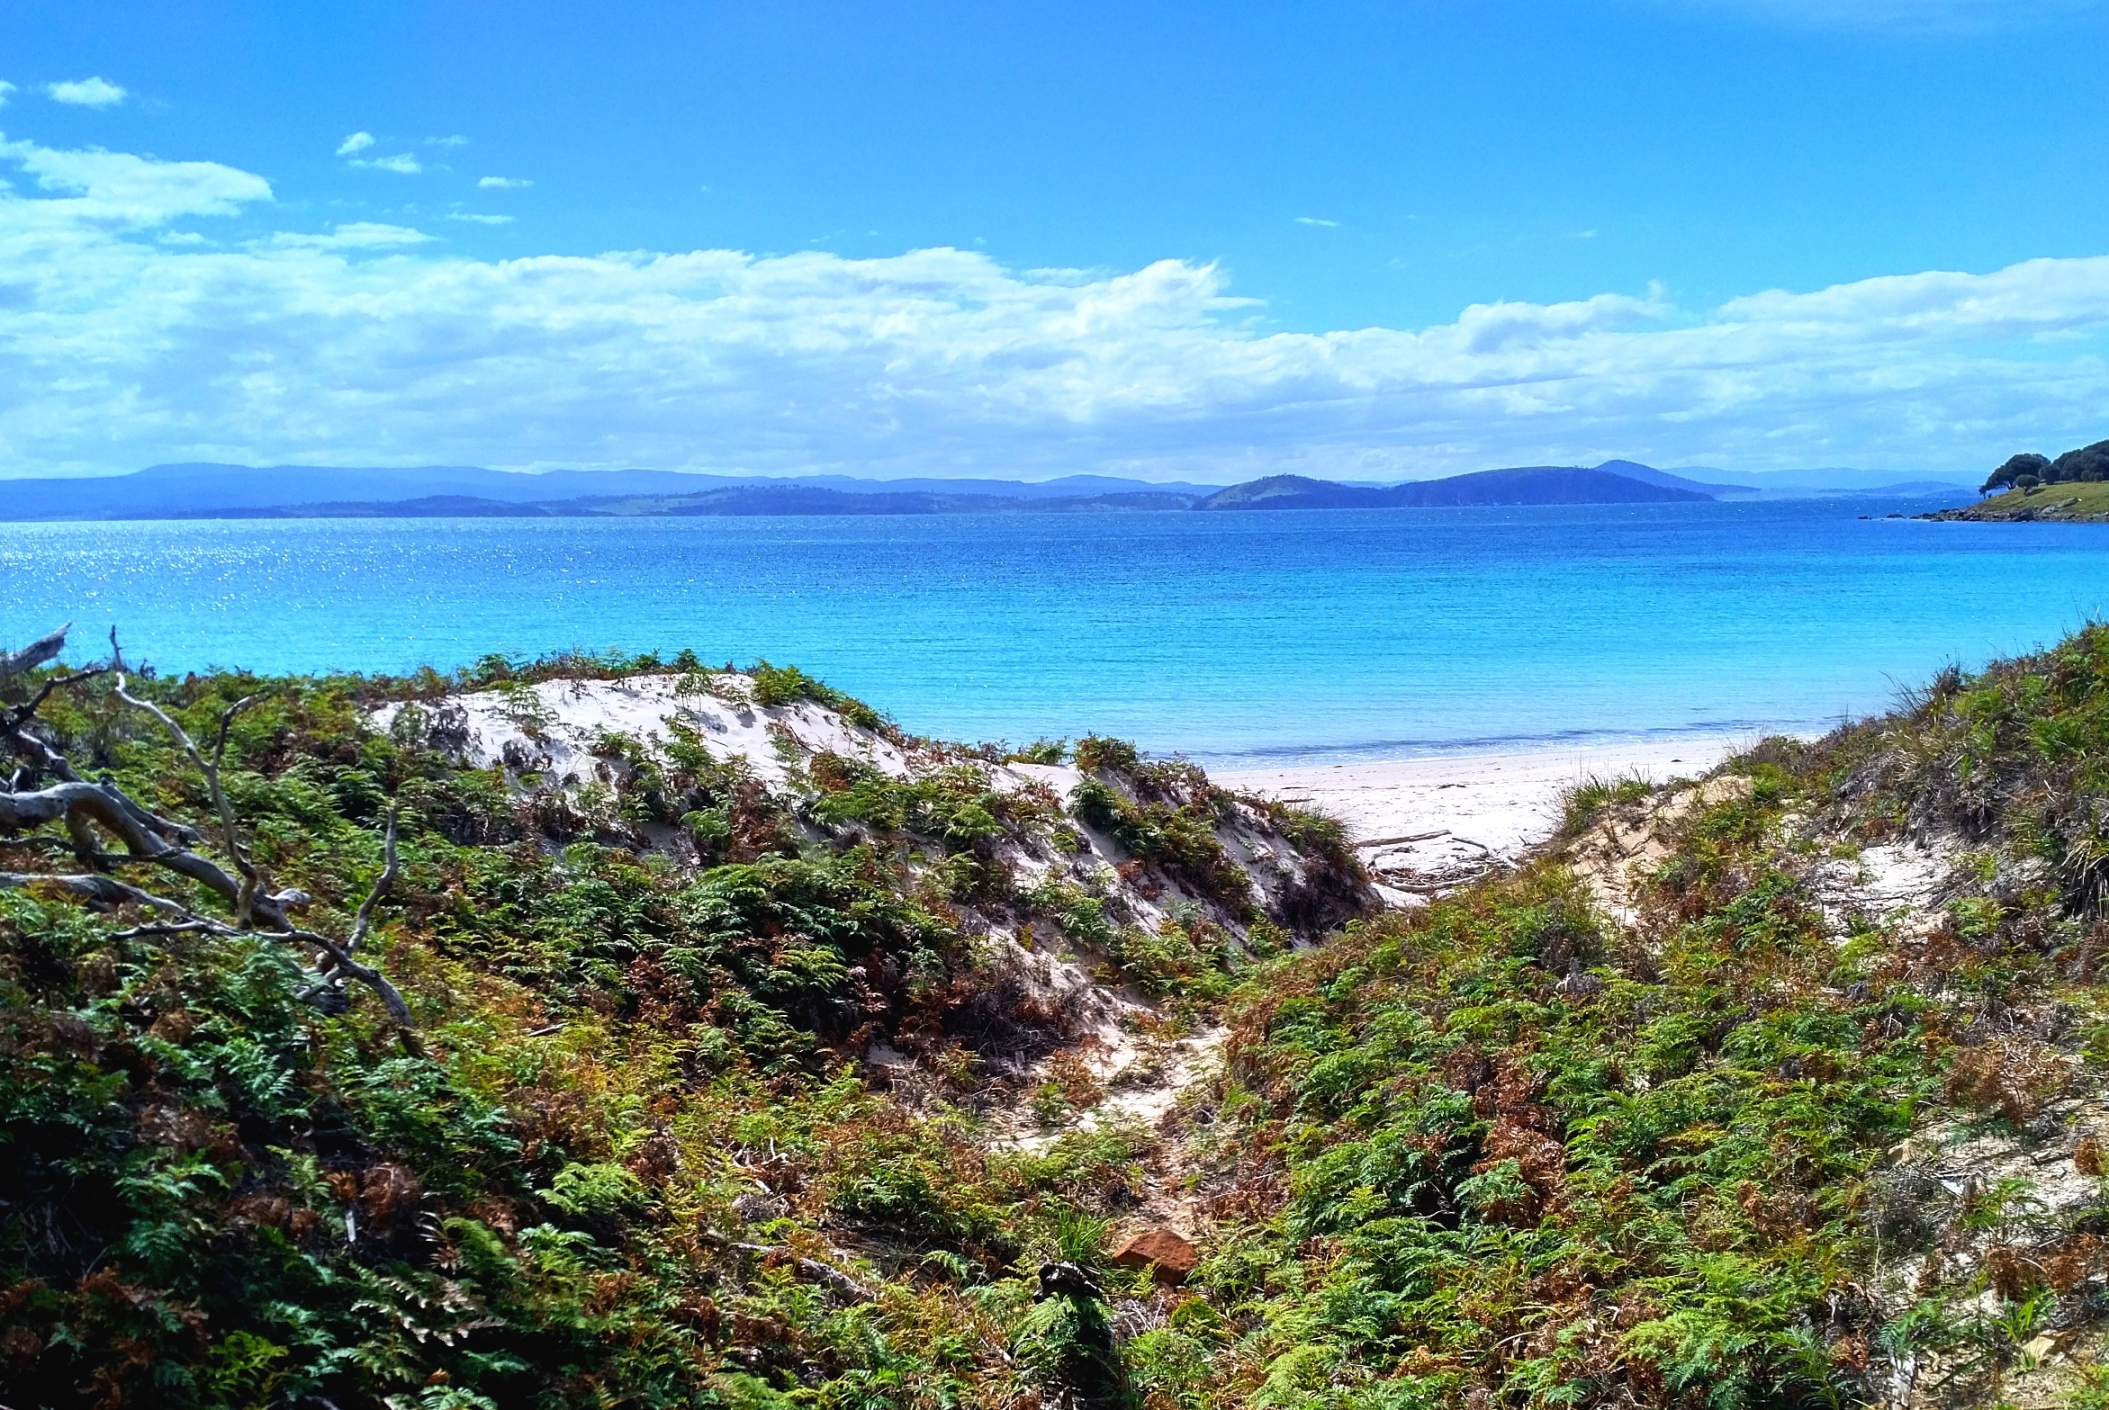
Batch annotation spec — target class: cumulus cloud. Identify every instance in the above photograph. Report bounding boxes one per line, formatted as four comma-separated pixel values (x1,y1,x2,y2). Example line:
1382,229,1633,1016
478,175,530,189
1454,287,1672,353
0,136,271,225
0,82,14,108
351,152,421,174
336,131,375,156
45,77,127,108
4,133,2109,480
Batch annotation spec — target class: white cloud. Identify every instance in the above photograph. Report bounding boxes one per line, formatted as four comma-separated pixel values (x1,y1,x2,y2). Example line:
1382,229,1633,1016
45,77,127,108
5,133,2109,480
426,135,469,147
0,81,15,108
264,222,434,250
0,136,272,225
351,152,421,174
336,131,375,156
1453,287,1671,353
477,176,530,189
1294,216,1339,227
447,212,513,225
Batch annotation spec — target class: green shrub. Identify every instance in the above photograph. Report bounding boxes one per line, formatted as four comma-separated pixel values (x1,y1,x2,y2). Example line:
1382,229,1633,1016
1068,780,1251,911
1557,772,1652,837
1074,735,1141,775
749,660,884,730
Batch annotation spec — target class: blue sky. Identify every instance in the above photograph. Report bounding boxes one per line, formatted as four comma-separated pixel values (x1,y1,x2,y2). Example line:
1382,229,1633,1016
5,0,2109,481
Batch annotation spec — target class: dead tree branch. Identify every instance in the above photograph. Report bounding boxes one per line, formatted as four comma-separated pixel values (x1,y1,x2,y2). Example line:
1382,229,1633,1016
0,864,411,1024
0,870,188,911
285,923,413,1024
0,623,70,685
696,1229,880,1303
348,807,399,954
0,779,256,908
114,676,265,923
6,666,110,737
0,625,414,1026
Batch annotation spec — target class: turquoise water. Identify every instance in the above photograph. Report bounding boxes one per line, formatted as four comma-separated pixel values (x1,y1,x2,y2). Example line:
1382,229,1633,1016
1,498,2105,763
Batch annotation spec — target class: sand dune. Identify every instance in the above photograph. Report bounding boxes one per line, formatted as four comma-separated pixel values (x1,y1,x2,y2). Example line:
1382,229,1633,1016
1216,734,1758,901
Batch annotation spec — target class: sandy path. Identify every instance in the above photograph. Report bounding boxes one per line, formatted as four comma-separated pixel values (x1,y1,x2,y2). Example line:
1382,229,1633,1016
1215,733,1757,893
997,734,1768,1241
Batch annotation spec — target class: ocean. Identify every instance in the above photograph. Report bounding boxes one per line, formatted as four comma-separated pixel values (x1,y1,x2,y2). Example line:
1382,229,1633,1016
2,497,2103,764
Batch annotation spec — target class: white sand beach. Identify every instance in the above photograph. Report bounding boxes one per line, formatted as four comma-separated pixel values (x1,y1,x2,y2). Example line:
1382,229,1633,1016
1215,733,1760,898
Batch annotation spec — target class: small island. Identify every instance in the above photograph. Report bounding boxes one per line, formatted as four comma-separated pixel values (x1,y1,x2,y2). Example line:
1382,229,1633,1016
1927,438,2109,520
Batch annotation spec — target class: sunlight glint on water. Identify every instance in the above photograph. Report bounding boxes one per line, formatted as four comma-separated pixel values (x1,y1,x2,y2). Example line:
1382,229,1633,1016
2,497,2104,763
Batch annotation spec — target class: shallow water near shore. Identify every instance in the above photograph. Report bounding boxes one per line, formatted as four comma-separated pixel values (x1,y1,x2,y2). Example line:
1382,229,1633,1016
2,495,2105,762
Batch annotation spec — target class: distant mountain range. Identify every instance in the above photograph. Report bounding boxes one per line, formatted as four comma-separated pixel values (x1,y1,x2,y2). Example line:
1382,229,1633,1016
0,459,1974,521
1661,465,1974,495
1194,465,1712,510
174,488,1200,519
0,463,1226,521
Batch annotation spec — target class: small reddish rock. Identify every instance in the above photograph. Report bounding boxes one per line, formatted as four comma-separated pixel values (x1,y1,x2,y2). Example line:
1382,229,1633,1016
1111,1227,1198,1284
2076,1135,2105,1176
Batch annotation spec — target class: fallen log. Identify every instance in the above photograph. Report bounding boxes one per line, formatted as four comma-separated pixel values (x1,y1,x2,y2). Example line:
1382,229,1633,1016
1356,830,1450,848
697,1229,880,1303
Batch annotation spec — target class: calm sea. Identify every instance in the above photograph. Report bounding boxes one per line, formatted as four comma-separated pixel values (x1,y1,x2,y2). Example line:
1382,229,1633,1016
2,498,2104,763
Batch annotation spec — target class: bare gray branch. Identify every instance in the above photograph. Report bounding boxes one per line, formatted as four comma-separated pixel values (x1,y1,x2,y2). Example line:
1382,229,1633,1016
0,778,260,913
114,675,266,923
0,869,187,911
0,651,415,1027
0,622,70,684
348,807,400,954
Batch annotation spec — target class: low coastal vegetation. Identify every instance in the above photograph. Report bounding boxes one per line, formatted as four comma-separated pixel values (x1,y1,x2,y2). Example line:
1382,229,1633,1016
1939,437,2109,520
1935,480,2109,524
0,632,1363,1409
1980,441,2109,495
8,624,2109,1406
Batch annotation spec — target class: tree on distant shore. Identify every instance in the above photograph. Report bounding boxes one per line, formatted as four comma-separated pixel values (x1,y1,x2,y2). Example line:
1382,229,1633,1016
1981,438,2109,493
1982,451,2049,494
2049,438,2109,484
